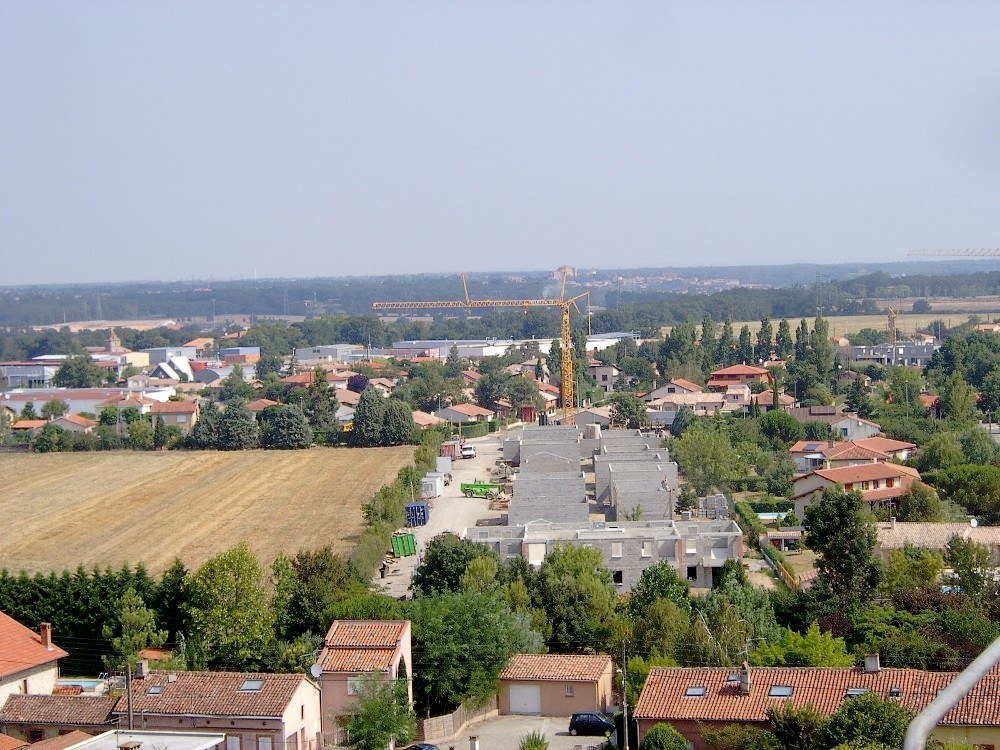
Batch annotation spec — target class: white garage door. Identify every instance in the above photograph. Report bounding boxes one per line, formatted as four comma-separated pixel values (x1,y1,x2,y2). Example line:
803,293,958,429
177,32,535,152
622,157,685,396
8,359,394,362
508,684,541,714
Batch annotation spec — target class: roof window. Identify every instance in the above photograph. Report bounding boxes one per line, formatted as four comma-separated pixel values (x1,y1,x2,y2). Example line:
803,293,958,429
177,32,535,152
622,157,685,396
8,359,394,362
147,685,164,695
889,687,903,698
726,673,740,683
239,679,265,692
845,688,869,697
768,685,794,698
684,686,706,697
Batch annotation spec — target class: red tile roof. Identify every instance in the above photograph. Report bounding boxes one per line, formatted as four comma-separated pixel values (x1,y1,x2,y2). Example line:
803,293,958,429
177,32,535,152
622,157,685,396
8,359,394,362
0,614,68,679
318,621,408,674
111,671,310,718
57,414,96,427
0,735,26,750
810,463,918,485
246,398,278,412
854,437,916,453
669,379,703,393
445,403,494,417
635,665,1000,727
150,401,198,414
0,695,116,726
28,731,95,750
711,365,770,376
11,420,46,430
500,654,612,682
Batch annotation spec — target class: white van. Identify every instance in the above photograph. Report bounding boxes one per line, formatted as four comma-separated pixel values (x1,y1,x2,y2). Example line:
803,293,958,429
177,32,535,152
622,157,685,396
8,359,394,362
460,444,476,459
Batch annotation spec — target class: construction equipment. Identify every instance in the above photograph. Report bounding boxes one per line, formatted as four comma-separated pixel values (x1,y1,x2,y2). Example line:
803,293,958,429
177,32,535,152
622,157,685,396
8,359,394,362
459,480,503,499
887,306,898,345
372,268,589,425
908,248,1000,256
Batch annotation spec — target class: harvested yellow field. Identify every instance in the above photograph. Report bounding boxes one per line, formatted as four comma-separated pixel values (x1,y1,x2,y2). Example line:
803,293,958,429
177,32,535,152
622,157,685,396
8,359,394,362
0,447,414,575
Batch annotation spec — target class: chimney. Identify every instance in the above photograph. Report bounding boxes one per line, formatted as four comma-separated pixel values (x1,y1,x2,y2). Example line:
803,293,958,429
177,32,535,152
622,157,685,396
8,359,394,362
890,517,897,530
134,660,149,679
864,653,881,674
39,623,52,650
738,661,751,695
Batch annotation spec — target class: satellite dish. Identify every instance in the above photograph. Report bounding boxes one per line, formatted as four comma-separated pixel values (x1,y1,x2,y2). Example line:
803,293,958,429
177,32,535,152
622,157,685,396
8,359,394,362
971,518,979,528
310,663,323,680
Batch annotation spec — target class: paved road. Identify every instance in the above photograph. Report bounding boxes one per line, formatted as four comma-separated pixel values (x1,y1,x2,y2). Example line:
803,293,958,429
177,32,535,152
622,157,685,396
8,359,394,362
427,714,608,750
374,430,510,597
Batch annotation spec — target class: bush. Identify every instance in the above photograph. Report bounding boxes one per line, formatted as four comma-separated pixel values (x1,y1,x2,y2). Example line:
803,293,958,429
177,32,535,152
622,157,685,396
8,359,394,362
518,730,549,750
641,723,689,750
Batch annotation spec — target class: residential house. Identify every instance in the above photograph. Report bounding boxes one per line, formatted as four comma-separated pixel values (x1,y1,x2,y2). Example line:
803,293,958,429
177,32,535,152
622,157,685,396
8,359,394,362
1,389,173,418
706,364,772,391
750,390,795,412
498,654,614,716
246,398,279,417
645,393,733,427
412,410,445,429
0,733,25,750
50,415,96,434
635,661,1000,750
466,518,743,590
874,520,1000,564
313,621,412,745
792,463,921,518
641,380,703,402
183,338,216,356
853,436,915,462
831,415,882,441
0,696,117,742
437,403,494,424
0,616,68,706
573,406,612,429
38,731,225,750
150,401,199,434
10,420,46,436
367,378,395,396
788,440,890,473
112,669,321,750
460,370,481,387
96,393,156,417
588,360,621,394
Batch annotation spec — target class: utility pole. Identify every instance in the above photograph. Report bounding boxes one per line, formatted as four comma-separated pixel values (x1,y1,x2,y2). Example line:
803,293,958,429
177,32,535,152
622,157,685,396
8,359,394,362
621,641,630,750
126,663,134,730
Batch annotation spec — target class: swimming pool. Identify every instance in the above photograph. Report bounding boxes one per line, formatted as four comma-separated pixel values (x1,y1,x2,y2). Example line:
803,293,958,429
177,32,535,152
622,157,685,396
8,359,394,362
757,512,788,520
57,678,105,690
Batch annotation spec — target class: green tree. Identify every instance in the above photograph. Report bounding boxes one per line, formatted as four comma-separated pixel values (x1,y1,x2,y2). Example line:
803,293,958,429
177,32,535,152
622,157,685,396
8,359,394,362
98,405,119,426
737,325,753,364
101,587,167,671
819,692,910,750
536,544,616,651
219,364,255,403
40,399,69,420
672,421,743,495
750,623,853,667
640,722,689,750
31,422,64,452
254,354,285,380
152,415,169,450
188,399,221,448
627,560,691,619
717,318,736,366
382,399,416,445
340,674,415,750
945,535,994,601
153,558,190,641
804,487,881,605
271,546,366,638
353,387,387,447
979,365,1000,415
669,405,696,437
766,701,827,750
775,319,794,360
19,402,38,420
808,316,833,381
938,372,978,427
897,482,943,522
883,545,943,594
217,398,259,450
186,542,274,669
794,319,810,361
52,354,104,388
128,418,154,450
701,723,779,750
260,405,313,449
609,392,649,429
927,464,1000,524
412,536,498,596
957,427,999,465
758,410,805,447
700,314,717,370
306,367,337,430
409,591,541,714
756,316,774,362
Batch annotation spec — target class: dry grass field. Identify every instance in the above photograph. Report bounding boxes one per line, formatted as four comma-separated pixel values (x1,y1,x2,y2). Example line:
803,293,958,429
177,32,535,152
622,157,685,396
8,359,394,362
0,447,414,575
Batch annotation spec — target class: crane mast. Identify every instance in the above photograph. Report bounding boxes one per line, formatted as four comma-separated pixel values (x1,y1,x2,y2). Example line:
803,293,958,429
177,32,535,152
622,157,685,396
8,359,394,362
372,270,588,425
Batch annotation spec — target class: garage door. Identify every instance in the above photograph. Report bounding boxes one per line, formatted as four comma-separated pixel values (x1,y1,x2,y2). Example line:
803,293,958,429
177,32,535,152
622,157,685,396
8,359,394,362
508,685,541,714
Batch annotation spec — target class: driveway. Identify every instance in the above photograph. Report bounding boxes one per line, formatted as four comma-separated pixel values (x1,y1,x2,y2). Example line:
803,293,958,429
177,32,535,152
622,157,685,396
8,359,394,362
374,430,510,597
433,714,609,750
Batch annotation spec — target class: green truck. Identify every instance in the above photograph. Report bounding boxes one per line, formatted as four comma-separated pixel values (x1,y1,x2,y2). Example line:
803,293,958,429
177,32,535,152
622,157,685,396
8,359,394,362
459,480,503,499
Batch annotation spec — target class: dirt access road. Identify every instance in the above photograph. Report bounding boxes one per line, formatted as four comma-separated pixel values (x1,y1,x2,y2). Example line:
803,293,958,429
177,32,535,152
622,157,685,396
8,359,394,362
0,446,413,575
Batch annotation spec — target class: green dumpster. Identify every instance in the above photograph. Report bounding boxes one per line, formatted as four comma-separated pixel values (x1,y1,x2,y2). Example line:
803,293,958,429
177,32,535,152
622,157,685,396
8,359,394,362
391,533,417,557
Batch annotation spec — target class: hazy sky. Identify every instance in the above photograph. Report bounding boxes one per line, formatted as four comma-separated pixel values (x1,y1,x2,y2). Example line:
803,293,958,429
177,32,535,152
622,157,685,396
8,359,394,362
3,2,1000,285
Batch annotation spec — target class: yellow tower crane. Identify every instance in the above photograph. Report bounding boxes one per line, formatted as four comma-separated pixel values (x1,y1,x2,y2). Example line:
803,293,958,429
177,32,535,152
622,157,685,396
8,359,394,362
372,270,589,425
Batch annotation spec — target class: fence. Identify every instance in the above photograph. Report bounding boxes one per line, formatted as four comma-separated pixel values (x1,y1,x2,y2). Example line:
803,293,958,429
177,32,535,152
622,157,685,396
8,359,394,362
417,696,498,743
759,537,800,592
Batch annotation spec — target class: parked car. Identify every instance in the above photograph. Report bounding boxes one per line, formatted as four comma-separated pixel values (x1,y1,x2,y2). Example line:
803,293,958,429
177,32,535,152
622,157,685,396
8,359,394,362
569,711,615,736
460,444,476,459
403,745,440,750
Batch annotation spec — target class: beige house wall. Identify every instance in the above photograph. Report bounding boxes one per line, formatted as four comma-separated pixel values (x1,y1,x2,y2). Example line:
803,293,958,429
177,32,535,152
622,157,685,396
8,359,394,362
0,663,59,707
498,663,613,716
